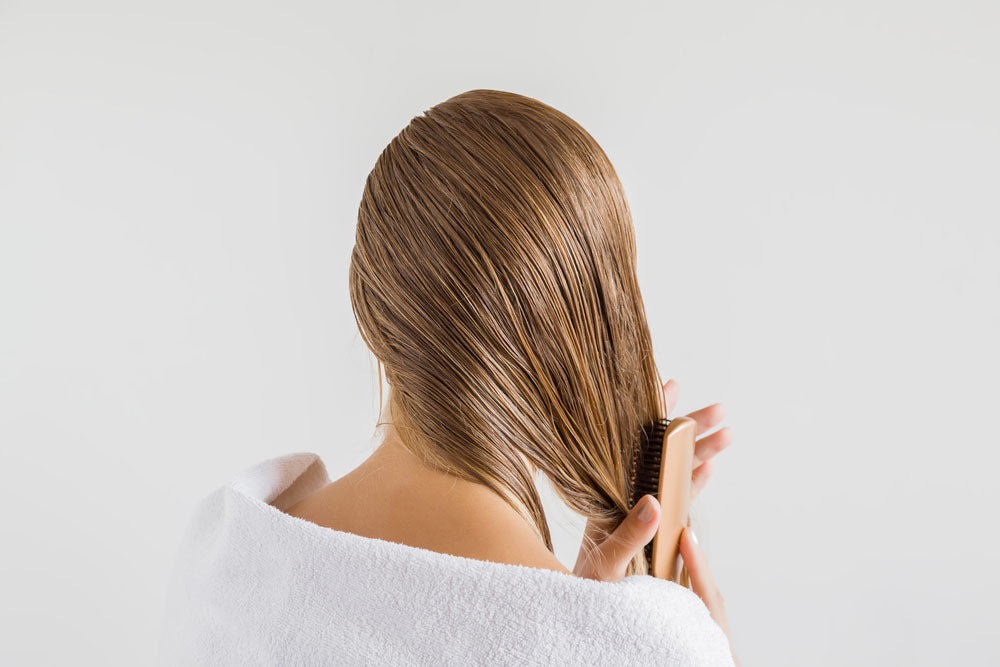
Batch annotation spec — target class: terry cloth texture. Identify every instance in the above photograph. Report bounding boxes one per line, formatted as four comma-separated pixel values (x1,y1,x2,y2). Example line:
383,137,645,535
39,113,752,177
159,453,735,666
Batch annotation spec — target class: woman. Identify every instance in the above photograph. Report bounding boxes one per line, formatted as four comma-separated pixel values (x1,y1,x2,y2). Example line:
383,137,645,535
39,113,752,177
160,89,738,665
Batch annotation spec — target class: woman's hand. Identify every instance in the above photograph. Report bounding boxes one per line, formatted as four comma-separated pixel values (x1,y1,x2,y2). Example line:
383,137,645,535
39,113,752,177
661,379,733,501
572,379,732,581
680,527,739,666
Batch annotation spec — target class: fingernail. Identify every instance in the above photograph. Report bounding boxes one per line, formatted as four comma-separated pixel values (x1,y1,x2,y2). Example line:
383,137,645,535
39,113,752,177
689,527,699,544
637,496,655,523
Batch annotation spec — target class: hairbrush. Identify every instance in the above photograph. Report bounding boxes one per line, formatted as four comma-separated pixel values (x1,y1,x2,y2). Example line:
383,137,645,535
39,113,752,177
628,416,697,584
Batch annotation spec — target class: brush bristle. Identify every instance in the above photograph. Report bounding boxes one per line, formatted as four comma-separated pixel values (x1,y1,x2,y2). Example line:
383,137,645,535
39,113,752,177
628,418,670,569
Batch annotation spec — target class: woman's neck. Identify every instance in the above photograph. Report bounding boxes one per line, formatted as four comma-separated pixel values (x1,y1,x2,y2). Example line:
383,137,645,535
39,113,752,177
285,434,571,574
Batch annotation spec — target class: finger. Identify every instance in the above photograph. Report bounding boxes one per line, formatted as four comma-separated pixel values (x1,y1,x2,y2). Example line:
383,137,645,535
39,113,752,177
587,495,660,581
690,458,715,499
662,379,680,416
684,402,725,435
679,527,729,635
680,527,716,600
693,426,733,468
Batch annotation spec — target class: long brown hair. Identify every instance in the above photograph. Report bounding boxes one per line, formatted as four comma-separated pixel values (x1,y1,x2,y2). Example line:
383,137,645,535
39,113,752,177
349,89,666,576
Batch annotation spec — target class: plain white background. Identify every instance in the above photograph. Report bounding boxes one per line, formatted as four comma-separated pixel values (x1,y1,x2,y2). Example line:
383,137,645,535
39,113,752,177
2,1,998,664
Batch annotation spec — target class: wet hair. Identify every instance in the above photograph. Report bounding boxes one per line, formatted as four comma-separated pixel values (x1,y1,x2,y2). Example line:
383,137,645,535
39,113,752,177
349,89,666,575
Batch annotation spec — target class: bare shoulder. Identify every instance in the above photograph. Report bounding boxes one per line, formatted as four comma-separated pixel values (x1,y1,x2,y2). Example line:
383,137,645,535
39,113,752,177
284,472,571,574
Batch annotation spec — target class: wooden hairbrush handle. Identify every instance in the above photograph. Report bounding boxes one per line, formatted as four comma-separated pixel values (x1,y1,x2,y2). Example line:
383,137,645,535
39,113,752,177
650,416,696,582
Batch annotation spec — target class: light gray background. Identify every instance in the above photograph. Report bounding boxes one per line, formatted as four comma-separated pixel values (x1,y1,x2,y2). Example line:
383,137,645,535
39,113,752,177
2,1,998,665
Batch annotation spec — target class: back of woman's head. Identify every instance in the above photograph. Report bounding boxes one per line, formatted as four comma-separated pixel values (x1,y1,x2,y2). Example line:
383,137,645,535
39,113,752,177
350,89,666,576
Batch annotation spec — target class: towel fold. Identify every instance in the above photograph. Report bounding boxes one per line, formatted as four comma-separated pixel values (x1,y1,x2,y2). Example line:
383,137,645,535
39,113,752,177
159,453,735,666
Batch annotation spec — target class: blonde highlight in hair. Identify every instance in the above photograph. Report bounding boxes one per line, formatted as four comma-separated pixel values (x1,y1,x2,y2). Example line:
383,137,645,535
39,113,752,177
349,89,665,576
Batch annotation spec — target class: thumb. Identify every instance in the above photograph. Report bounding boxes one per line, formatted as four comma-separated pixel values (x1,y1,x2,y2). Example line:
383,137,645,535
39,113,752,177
588,495,660,581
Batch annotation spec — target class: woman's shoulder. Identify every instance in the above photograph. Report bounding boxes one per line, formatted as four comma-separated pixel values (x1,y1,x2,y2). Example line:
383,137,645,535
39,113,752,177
164,454,734,665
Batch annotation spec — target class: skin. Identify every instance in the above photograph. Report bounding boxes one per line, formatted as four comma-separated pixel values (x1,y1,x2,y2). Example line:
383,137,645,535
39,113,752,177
286,379,737,662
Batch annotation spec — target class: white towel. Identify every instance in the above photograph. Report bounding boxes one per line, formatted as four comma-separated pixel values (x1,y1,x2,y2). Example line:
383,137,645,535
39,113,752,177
159,453,735,666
